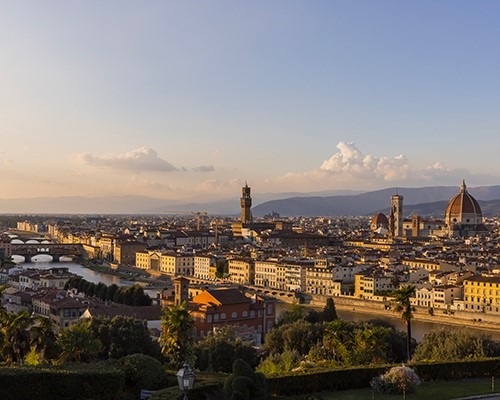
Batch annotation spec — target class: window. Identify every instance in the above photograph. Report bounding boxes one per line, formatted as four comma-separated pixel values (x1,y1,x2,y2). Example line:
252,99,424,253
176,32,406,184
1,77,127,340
242,311,248,318
231,312,237,319
250,311,255,318
207,315,212,323
214,314,219,322
221,313,226,320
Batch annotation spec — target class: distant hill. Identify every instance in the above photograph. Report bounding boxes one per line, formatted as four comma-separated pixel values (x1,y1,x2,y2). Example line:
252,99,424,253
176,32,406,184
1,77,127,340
373,198,500,218
252,185,500,217
1,185,499,215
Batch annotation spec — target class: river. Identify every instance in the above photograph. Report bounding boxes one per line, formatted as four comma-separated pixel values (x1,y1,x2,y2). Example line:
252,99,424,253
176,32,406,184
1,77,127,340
276,302,500,341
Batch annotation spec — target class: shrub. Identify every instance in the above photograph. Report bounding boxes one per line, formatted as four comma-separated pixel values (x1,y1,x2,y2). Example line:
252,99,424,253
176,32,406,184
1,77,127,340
371,365,421,395
224,359,267,400
115,353,167,400
0,366,124,400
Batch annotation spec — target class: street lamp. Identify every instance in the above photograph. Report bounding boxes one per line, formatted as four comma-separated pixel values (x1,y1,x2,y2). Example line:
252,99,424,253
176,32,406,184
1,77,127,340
177,363,195,400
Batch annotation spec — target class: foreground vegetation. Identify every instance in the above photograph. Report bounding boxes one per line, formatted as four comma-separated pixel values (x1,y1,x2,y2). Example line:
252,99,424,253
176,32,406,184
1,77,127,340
281,377,498,400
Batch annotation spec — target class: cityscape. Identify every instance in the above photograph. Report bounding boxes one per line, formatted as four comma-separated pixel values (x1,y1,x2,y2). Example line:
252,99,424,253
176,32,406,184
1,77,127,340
1,2,500,400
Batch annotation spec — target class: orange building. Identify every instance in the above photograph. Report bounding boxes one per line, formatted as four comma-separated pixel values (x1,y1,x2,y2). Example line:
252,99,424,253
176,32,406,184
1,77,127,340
189,288,276,345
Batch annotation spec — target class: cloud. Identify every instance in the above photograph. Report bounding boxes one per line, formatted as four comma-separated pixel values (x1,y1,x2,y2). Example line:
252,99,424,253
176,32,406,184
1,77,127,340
319,141,410,181
193,165,215,172
76,147,178,172
197,178,242,192
271,141,496,191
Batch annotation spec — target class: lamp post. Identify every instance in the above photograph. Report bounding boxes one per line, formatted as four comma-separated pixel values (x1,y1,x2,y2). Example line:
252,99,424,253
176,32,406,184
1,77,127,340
177,363,195,400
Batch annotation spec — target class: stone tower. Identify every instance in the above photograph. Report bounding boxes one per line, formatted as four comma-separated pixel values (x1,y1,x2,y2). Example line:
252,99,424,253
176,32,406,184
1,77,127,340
390,194,403,237
240,182,252,224
174,276,189,306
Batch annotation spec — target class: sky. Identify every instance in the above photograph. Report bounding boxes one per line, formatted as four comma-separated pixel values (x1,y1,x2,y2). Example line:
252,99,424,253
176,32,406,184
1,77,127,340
0,1,499,202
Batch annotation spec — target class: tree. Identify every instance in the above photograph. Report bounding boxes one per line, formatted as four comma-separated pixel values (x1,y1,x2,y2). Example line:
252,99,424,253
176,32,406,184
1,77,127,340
224,359,267,400
393,284,416,361
194,326,258,372
56,322,102,364
29,316,58,362
276,302,304,326
159,301,194,368
0,310,34,364
86,315,160,360
413,329,500,362
321,297,338,322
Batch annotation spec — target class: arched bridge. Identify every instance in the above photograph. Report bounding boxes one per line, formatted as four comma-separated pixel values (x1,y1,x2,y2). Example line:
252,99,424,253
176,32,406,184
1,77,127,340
6,243,84,262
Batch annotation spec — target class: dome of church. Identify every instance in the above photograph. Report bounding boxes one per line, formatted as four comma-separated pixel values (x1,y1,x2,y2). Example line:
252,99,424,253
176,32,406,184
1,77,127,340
444,180,485,237
371,212,388,227
445,180,482,222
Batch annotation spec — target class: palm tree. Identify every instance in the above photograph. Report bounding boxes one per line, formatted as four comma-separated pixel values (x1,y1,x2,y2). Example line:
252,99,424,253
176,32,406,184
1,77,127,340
56,322,102,364
159,301,194,368
30,316,58,362
393,285,416,361
1,310,34,364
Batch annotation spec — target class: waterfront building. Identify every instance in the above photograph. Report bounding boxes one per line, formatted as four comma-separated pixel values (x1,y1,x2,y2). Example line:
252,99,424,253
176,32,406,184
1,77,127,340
463,275,500,313
193,255,215,279
228,257,254,284
114,240,147,266
254,259,278,288
354,269,395,299
188,287,276,345
160,253,194,276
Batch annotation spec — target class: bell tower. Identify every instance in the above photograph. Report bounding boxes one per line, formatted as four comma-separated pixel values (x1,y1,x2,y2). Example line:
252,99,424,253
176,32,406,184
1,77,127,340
240,182,252,224
390,193,403,237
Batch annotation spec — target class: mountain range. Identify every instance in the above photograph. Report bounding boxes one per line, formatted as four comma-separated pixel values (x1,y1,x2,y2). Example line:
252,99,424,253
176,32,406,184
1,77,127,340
252,185,500,217
0,185,499,216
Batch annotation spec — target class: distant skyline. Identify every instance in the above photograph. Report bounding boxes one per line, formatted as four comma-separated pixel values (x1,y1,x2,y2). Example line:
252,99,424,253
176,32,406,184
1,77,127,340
1,1,499,202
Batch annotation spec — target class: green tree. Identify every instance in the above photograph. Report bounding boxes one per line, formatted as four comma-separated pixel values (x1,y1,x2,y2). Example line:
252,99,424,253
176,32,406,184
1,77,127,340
159,301,194,368
263,319,323,356
194,326,258,372
393,284,416,361
276,302,304,326
321,297,338,322
224,359,267,400
0,310,34,364
56,321,102,364
86,315,160,359
29,316,58,362
413,329,500,362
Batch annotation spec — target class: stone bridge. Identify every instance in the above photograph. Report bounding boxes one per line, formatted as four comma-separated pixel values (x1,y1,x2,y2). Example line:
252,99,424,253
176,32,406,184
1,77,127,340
1,242,85,262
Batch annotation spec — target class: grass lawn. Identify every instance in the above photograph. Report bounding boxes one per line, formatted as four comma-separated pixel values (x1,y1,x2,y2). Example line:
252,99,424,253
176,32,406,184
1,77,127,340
280,377,498,400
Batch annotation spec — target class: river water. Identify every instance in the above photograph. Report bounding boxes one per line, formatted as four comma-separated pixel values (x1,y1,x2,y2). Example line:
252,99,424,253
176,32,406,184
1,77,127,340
276,302,500,342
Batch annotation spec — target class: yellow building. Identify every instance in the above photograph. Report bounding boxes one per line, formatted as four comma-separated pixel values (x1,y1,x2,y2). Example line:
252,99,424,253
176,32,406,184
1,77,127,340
463,275,500,313
228,258,254,285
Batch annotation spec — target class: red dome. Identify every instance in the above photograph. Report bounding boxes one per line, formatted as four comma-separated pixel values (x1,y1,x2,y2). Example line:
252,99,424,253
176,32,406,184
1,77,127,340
371,212,389,226
445,181,482,217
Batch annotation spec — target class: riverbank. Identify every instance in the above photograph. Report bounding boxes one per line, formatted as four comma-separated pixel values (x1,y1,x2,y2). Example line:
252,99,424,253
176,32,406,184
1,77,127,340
306,295,500,333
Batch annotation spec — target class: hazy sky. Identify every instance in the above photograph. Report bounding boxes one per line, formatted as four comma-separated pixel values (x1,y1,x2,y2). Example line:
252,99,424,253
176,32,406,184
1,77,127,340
1,1,499,201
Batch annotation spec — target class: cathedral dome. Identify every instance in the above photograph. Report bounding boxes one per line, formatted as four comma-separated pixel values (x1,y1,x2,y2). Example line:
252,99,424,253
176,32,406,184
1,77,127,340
445,180,482,222
371,212,388,231
444,180,485,237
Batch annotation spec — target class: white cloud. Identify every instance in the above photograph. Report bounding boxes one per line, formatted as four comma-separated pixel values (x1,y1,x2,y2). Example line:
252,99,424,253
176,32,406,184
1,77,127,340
193,165,215,172
197,178,242,192
270,141,495,192
319,141,410,181
75,147,178,172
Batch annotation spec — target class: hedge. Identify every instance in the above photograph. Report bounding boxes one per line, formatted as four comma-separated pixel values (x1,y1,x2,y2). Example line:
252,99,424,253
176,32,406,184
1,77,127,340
413,358,500,381
267,365,388,396
267,357,500,396
0,367,125,400
149,381,221,400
